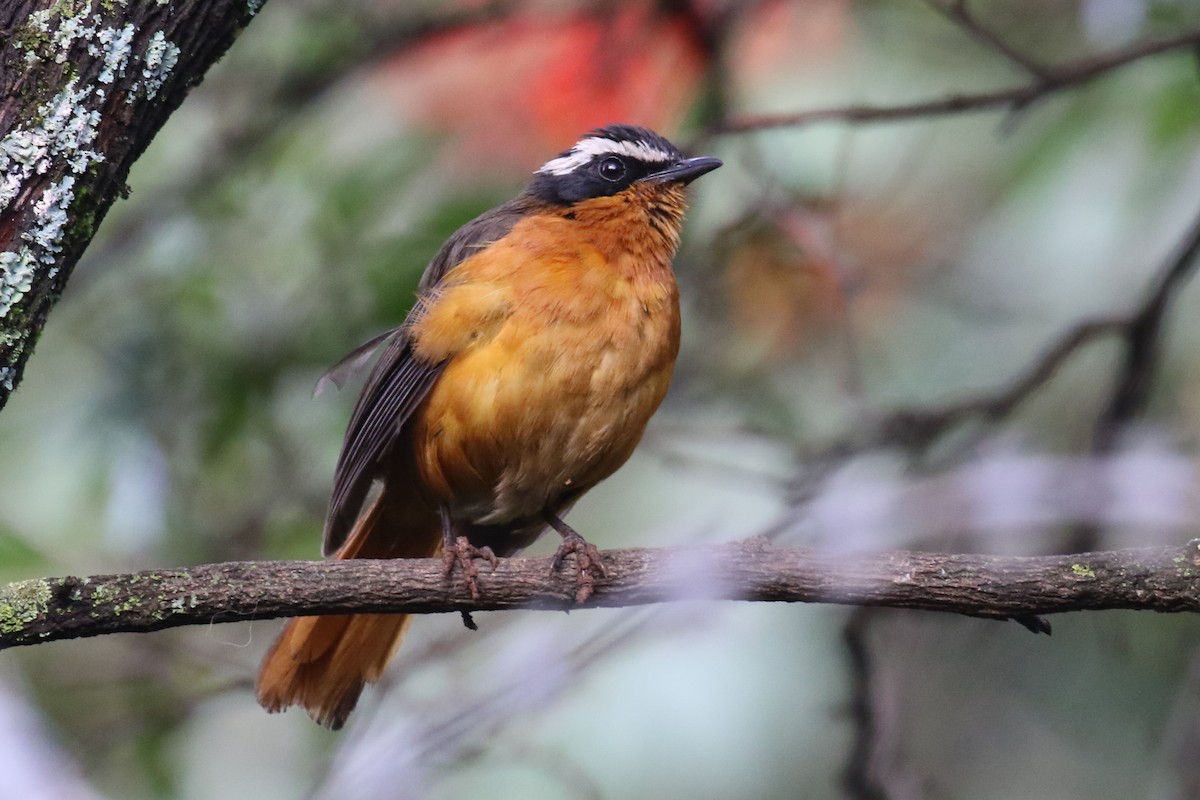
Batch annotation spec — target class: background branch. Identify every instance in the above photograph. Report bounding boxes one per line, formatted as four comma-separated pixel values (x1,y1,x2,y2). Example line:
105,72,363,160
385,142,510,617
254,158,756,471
718,26,1200,133
922,0,1051,79
1096,202,1200,445
803,198,1200,464
4,538,1200,649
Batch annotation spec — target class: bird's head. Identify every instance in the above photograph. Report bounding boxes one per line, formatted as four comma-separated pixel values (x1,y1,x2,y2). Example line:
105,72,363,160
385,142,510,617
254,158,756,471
527,125,721,206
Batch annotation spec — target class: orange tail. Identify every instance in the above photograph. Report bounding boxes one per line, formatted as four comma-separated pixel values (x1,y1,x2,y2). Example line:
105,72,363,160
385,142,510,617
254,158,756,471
256,491,440,729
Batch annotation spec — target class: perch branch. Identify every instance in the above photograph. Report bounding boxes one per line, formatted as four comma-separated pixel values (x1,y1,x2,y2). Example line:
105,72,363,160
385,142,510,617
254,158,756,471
4,538,1200,649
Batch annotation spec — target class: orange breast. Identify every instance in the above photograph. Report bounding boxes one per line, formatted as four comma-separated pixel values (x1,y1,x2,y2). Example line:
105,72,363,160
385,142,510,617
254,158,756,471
407,202,682,525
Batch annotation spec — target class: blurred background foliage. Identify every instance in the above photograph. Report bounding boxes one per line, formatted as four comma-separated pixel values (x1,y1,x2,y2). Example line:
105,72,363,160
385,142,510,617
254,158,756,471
4,0,1200,797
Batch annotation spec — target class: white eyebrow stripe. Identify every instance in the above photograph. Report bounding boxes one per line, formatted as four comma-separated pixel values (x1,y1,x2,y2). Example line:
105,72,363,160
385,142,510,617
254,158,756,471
537,137,677,176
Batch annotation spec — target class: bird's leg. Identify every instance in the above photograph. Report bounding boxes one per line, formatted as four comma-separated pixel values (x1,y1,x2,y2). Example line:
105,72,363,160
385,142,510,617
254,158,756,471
543,511,608,603
439,506,497,606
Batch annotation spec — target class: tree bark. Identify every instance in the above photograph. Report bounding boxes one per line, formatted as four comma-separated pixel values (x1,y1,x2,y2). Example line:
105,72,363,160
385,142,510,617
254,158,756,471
4,538,1200,648
0,0,265,408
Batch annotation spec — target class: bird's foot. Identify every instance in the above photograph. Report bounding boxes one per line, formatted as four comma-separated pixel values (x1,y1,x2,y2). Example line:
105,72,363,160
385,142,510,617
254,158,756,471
441,535,497,601
550,529,608,604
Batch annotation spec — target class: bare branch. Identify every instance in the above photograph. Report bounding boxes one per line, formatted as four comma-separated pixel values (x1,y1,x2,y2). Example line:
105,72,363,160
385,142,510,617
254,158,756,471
719,27,1200,133
807,195,1200,464
856,316,1125,455
1096,205,1200,446
4,538,1200,649
923,0,1051,79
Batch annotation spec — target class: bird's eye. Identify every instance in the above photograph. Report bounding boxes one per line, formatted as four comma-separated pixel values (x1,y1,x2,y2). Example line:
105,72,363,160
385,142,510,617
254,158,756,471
597,156,627,182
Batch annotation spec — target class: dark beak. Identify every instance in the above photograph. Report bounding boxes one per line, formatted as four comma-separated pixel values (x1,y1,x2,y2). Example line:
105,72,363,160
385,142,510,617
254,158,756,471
644,156,723,186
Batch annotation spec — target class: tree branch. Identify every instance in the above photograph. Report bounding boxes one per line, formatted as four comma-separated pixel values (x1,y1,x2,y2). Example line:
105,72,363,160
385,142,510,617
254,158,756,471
855,316,1125,455
5,538,1200,649
923,0,1052,79
803,195,1200,465
719,26,1200,133
1095,202,1200,446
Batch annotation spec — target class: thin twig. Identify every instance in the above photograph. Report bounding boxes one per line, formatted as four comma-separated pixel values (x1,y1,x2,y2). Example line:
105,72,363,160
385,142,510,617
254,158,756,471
923,0,1051,79
719,27,1200,134
806,316,1123,461
1096,205,1200,447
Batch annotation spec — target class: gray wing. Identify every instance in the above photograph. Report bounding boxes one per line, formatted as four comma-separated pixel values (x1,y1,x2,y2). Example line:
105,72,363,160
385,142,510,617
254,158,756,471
322,195,538,554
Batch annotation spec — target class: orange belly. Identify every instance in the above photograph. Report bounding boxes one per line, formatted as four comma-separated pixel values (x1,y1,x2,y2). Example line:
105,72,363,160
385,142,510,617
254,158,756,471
411,276,679,525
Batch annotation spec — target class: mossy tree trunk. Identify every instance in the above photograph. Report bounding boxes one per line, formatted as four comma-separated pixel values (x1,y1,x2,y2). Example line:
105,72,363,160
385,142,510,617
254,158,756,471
0,0,266,408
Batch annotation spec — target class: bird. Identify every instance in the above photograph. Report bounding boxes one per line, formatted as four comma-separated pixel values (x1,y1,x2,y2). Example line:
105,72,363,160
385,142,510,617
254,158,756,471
256,124,721,729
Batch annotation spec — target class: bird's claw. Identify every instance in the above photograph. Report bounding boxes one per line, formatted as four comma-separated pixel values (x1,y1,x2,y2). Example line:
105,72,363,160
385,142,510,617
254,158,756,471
551,533,608,603
441,535,497,601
